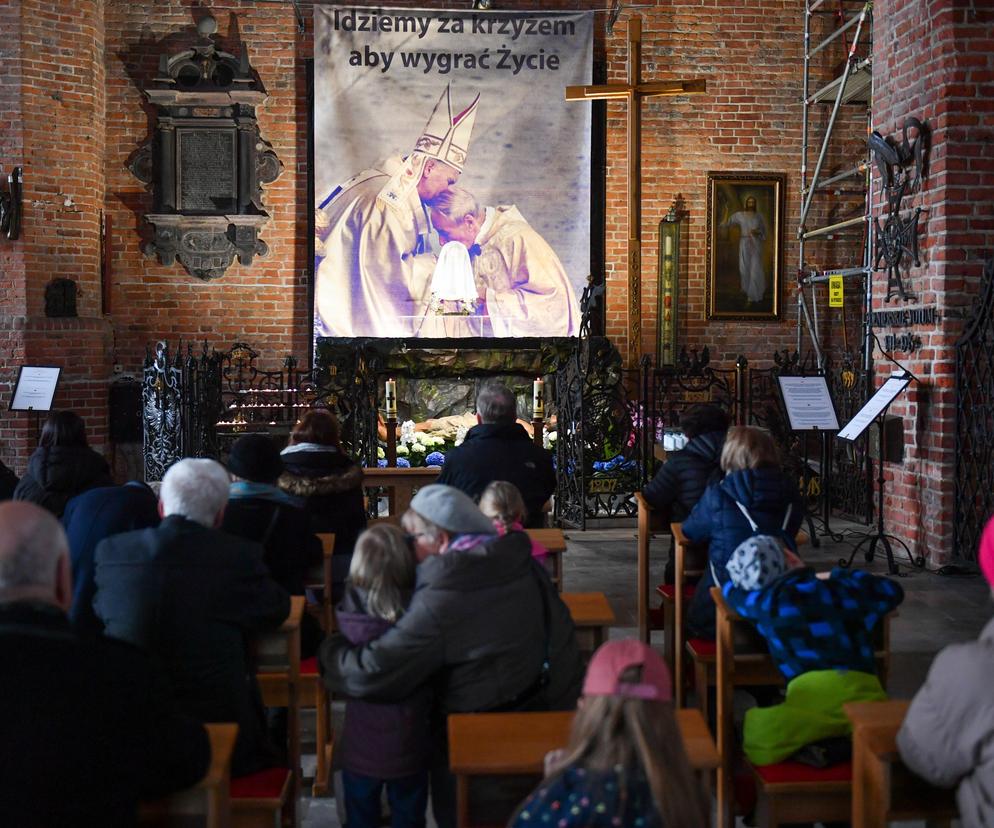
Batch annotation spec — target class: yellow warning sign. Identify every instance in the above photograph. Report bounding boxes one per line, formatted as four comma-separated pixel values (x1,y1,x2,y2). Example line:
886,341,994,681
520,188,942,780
828,275,844,308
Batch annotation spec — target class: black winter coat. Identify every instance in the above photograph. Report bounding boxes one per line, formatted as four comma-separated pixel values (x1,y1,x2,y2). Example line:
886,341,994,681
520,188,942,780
437,422,556,527
641,430,726,522
13,445,113,517
0,603,209,827
94,515,291,777
321,531,584,716
277,444,366,600
0,459,17,500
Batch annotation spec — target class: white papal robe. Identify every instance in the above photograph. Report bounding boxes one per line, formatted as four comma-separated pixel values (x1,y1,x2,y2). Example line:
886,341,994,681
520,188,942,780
314,156,436,338
474,206,579,337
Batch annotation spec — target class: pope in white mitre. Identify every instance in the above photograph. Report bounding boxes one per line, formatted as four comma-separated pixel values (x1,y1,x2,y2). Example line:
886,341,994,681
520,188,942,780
314,86,480,337
429,187,579,336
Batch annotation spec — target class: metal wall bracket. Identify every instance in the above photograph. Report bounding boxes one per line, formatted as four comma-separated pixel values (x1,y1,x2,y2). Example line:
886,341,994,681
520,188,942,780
0,167,23,241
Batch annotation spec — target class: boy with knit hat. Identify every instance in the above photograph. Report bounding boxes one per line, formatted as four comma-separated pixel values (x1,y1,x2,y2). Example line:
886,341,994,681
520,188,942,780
722,542,903,766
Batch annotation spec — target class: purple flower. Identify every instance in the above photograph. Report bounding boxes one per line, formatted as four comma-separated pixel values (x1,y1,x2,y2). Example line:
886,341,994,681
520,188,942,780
396,457,411,468
425,451,445,466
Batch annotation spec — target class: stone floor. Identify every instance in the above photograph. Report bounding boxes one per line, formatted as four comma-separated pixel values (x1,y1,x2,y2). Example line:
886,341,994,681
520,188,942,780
299,520,989,826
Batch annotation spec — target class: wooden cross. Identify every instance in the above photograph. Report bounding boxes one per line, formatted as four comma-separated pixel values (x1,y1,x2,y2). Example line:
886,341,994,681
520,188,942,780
566,17,705,366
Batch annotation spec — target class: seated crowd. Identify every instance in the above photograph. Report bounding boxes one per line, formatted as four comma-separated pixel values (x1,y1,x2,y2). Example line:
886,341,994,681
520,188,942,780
1,401,992,827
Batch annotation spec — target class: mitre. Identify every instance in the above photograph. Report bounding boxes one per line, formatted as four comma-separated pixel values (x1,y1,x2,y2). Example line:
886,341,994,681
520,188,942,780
414,84,480,172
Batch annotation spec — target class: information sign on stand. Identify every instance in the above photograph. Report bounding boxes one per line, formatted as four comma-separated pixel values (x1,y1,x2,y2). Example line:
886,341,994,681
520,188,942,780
777,376,840,432
836,374,912,442
9,366,61,412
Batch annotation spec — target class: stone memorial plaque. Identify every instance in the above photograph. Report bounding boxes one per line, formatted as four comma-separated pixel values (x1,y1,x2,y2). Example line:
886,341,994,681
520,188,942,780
177,129,237,212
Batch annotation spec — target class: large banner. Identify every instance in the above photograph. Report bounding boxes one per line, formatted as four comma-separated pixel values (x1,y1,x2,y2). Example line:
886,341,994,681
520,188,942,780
313,7,593,339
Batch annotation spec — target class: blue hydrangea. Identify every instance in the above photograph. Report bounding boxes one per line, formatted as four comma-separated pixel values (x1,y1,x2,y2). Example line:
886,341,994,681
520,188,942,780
425,451,445,466
396,457,411,468
377,458,388,468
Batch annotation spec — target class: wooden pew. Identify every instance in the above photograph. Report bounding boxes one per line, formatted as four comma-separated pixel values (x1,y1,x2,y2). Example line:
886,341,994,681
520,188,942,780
526,527,567,591
635,492,669,644
844,700,957,828
139,723,237,828
306,533,335,634
560,591,615,652
448,708,719,828
248,595,303,827
363,466,441,523
712,586,895,828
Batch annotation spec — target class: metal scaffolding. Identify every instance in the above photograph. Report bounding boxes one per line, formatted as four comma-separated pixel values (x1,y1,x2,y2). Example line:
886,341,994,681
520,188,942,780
797,0,874,372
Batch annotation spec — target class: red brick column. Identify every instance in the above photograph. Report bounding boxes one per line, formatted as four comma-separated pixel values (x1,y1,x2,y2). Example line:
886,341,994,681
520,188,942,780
872,0,994,565
1,0,112,472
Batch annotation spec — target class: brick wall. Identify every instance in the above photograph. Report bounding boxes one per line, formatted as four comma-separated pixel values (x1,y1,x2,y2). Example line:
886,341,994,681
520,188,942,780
871,0,994,565
1,0,111,471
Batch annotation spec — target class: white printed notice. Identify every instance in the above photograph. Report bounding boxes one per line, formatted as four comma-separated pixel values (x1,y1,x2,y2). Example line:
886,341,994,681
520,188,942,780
9,366,61,411
777,376,840,431
836,374,912,442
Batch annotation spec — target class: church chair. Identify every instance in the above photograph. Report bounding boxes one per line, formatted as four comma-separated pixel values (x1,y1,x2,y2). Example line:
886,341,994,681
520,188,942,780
844,700,957,828
306,533,336,634
634,492,670,645
139,722,237,828
248,595,303,827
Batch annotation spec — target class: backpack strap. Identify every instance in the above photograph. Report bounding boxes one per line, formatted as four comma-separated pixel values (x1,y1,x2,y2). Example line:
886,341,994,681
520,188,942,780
733,499,759,531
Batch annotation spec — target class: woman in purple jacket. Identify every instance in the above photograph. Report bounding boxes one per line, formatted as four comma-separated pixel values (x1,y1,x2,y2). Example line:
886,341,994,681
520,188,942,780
336,524,431,828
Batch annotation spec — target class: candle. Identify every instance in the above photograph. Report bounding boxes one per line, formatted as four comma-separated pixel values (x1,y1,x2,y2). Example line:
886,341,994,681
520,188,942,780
385,378,397,418
665,234,673,256
533,378,545,419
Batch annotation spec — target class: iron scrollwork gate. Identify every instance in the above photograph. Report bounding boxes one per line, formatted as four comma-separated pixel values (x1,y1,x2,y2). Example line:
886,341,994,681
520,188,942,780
955,257,994,562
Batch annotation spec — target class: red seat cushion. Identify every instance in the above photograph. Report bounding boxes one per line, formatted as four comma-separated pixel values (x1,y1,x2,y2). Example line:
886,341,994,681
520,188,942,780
231,767,290,800
686,638,716,658
754,760,852,786
301,656,319,676
655,583,696,600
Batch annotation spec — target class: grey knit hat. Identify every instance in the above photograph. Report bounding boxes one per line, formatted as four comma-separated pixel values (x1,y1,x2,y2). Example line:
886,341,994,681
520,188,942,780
410,484,495,535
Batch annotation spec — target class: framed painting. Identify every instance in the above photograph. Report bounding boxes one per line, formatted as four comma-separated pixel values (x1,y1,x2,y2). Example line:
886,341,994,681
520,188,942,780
705,172,785,320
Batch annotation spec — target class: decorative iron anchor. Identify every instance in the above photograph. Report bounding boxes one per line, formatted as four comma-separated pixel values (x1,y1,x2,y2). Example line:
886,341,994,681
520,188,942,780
0,166,22,241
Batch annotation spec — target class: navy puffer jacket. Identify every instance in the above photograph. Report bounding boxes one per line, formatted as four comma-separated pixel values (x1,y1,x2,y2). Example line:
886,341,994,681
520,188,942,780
682,467,803,638
641,429,725,522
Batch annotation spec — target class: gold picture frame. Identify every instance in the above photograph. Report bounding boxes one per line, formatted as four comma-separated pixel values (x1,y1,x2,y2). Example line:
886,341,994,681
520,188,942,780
705,172,785,320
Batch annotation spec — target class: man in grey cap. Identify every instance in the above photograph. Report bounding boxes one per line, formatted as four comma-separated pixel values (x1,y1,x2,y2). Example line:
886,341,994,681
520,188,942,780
320,484,583,828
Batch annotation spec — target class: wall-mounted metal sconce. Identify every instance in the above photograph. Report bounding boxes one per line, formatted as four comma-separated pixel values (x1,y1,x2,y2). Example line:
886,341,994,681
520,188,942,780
0,167,23,241
657,201,682,367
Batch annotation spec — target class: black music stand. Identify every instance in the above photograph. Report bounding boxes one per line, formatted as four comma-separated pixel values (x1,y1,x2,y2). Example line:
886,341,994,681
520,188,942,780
836,372,923,574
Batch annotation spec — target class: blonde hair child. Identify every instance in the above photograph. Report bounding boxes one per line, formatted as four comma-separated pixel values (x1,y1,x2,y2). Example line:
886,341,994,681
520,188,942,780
479,480,548,563
347,524,416,622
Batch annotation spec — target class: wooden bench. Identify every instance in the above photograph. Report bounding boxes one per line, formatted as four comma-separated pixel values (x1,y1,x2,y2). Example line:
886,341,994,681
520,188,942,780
140,723,237,828
560,591,615,652
526,527,567,591
844,700,957,828
363,466,441,523
448,708,719,828
713,587,895,828
306,533,335,634
249,595,303,827
635,492,670,644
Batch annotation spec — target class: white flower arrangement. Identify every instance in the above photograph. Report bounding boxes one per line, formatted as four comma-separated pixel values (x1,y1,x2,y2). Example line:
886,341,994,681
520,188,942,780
455,425,468,447
543,430,558,450
400,420,416,446
377,446,386,459
396,444,410,456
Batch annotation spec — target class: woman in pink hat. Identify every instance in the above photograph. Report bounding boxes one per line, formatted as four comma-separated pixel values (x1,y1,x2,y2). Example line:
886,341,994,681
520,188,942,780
508,639,707,827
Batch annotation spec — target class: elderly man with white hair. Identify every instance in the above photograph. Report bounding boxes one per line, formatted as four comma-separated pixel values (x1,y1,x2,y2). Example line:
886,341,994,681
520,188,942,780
95,458,291,777
0,500,209,825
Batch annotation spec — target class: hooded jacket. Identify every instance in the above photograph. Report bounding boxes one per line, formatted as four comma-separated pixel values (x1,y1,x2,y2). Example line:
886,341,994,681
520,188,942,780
13,445,113,517
682,467,803,638
278,443,366,599
437,422,556,528
897,616,994,828
335,587,431,780
320,531,583,715
641,429,726,522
